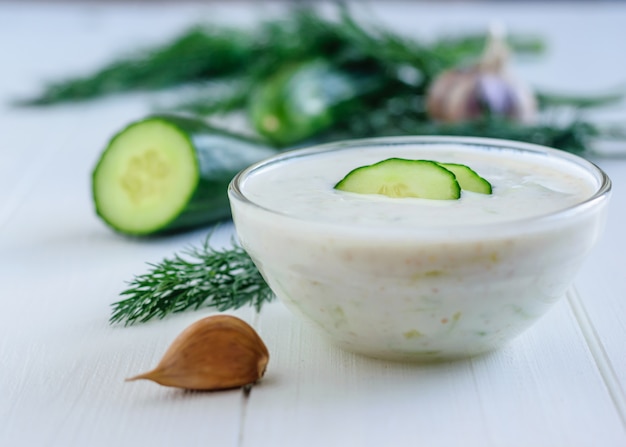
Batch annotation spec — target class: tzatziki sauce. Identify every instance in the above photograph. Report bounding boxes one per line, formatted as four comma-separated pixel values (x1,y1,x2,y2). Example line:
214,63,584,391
230,140,608,360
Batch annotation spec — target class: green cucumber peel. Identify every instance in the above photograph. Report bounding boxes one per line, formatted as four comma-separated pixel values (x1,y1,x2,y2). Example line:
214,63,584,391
92,115,276,236
436,162,493,195
334,158,461,200
334,158,492,199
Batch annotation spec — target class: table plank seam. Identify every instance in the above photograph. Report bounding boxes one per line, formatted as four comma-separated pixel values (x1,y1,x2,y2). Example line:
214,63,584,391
238,311,263,447
567,287,626,430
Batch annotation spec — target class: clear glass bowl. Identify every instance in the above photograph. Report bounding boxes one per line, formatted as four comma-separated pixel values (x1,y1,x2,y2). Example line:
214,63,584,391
228,136,611,361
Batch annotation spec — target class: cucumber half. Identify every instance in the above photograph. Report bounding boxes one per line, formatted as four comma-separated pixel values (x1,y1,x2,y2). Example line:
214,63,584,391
92,115,275,236
334,158,462,200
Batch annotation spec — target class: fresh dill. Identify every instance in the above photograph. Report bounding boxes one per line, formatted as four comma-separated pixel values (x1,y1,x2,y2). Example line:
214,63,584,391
18,6,620,154
110,238,273,326
17,7,543,107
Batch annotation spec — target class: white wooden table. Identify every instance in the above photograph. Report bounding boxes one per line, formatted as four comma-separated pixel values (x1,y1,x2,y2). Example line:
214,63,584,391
2,2,626,446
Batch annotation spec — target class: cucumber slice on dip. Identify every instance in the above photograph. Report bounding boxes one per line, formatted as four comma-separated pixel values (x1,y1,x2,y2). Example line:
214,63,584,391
438,162,492,195
334,158,461,200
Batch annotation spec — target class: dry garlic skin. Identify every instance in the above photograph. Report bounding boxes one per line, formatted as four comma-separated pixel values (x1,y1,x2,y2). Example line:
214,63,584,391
426,67,537,123
229,137,609,361
426,27,537,124
128,315,269,390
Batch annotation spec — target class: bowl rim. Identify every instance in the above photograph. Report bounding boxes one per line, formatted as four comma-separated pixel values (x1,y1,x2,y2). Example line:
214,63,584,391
228,135,612,238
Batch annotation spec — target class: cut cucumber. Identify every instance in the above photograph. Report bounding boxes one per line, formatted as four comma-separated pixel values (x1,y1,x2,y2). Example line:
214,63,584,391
334,158,461,200
92,115,276,236
437,163,492,195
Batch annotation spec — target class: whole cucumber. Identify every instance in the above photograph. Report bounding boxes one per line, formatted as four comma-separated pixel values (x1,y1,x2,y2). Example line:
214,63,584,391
249,59,369,147
92,115,276,236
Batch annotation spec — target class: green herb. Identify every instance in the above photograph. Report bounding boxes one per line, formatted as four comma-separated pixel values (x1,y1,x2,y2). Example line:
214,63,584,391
536,89,625,109
18,5,626,155
20,5,621,153
17,26,260,106
110,237,273,326
17,7,542,107
317,114,598,155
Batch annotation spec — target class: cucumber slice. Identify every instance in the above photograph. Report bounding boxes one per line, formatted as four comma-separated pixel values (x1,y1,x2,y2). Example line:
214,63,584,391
334,158,461,200
437,163,492,194
92,115,275,236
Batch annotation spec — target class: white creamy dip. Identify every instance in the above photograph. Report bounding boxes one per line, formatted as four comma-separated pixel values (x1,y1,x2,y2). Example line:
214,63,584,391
230,139,609,360
241,144,598,227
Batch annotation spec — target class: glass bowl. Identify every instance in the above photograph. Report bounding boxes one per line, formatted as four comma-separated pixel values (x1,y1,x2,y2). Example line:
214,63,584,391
228,136,611,361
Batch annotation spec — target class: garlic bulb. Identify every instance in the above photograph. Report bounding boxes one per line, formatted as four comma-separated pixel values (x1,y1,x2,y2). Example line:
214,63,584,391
126,315,269,391
426,26,537,123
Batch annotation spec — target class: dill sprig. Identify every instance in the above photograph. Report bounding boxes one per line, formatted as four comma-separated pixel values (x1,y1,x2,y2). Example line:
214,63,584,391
110,238,273,326
317,106,599,155
536,89,626,109
17,7,543,107
17,5,622,153
18,26,259,106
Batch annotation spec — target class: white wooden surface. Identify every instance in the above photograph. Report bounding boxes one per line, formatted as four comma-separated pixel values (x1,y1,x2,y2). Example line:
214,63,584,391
1,2,626,446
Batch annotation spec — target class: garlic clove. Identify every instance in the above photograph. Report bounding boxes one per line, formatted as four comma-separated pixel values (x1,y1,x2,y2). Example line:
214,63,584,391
426,68,475,123
127,315,269,391
475,73,536,123
426,25,537,124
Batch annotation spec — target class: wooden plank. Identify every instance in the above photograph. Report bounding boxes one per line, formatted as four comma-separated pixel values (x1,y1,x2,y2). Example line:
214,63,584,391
0,100,246,446
572,160,626,425
244,298,626,447
0,7,253,444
